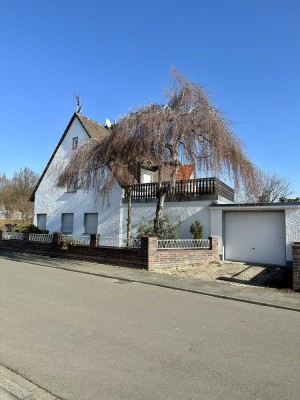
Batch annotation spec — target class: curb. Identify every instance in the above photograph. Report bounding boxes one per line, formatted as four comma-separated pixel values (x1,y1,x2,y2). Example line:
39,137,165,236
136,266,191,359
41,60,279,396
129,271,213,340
1,252,299,313
0,364,61,400
12,260,299,313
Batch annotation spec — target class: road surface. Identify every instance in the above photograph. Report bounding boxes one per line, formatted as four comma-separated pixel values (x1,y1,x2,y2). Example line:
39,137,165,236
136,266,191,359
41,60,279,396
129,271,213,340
0,257,299,399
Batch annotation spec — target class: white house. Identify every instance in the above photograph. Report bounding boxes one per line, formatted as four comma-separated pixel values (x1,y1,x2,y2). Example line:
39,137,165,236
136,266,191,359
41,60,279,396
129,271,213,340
31,113,300,266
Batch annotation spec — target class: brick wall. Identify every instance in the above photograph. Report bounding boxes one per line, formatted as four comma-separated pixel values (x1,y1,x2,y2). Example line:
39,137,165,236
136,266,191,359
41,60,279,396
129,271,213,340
292,242,300,291
0,231,219,270
147,236,220,270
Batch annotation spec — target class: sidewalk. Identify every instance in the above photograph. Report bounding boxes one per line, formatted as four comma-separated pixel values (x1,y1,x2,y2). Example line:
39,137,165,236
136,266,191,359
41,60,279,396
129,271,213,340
1,251,299,312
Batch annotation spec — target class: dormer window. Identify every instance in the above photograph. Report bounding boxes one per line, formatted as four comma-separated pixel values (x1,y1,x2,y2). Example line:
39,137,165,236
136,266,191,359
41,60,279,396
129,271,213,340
72,137,78,149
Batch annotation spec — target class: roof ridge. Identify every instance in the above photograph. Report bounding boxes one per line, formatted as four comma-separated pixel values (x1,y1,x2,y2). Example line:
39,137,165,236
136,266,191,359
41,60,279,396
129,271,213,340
76,113,106,128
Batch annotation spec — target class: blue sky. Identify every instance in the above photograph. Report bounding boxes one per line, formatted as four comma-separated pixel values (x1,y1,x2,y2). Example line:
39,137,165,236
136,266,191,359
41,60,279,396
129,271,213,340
1,0,299,195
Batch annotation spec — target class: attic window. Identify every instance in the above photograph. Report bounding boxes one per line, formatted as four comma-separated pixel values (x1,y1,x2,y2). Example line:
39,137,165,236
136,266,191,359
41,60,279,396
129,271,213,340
67,176,78,192
72,137,78,149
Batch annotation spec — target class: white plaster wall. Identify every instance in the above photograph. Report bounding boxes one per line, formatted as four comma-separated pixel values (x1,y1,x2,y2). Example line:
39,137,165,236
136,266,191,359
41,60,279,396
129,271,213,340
210,209,224,258
120,200,212,240
34,116,123,236
285,208,300,261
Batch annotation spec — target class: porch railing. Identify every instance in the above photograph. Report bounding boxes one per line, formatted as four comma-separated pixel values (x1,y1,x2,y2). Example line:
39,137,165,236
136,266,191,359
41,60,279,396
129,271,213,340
124,177,234,202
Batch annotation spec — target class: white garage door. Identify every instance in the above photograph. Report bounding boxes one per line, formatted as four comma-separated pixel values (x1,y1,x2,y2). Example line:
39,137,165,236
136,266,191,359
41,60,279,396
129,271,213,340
224,211,285,265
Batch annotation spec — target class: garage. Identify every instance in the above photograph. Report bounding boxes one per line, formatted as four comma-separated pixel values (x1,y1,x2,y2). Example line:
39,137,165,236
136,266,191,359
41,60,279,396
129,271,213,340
224,211,286,265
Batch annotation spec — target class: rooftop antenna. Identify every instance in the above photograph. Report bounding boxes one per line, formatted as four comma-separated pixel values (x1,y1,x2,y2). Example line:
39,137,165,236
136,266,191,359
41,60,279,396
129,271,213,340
75,94,83,114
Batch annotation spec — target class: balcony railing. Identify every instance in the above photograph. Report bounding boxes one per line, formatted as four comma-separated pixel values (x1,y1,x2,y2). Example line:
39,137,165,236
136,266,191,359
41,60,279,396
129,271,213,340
124,178,234,202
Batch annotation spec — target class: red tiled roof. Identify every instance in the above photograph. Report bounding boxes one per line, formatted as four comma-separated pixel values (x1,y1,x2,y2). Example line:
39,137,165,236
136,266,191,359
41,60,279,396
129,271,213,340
159,164,195,182
174,164,195,180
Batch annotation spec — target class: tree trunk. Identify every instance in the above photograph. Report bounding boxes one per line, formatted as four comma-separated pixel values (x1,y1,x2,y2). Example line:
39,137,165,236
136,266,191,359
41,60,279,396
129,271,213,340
154,189,166,232
170,163,179,195
126,186,132,244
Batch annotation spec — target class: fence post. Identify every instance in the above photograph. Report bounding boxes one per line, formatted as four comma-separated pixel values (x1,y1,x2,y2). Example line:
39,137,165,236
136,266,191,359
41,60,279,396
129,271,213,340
141,236,158,270
52,232,60,251
90,234,100,248
0,230,2,240
293,242,300,291
23,233,29,242
5,224,13,232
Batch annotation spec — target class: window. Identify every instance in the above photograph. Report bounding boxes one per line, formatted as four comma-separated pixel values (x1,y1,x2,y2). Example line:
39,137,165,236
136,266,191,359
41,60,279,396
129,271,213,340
72,137,78,149
37,214,47,230
61,213,74,234
84,213,98,234
67,176,78,192
142,172,153,183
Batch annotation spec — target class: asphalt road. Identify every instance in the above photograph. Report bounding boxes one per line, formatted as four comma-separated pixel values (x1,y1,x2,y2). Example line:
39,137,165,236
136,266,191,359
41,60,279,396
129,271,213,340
0,258,299,400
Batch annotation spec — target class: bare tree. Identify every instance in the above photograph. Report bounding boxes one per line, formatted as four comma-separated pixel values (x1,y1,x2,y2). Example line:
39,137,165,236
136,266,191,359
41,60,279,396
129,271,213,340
112,69,257,229
57,137,137,240
0,167,40,221
58,68,257,234
242,170,292,203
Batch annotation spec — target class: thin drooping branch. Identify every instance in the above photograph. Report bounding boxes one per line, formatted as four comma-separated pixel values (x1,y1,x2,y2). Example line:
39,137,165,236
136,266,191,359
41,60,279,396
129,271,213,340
57,68,258,234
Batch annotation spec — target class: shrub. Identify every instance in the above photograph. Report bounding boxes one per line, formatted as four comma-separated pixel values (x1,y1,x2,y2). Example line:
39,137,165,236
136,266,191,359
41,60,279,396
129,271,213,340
189,220,202,239
60,237,74,251
136,216,181,239
13,223,49,234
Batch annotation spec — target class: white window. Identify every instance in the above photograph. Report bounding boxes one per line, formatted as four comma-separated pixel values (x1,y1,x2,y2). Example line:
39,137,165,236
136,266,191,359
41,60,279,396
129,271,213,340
84,213,98,234
67,176,78,192
61,213,74,234
141,169,154,183
37,214,47,230
72,137,78,149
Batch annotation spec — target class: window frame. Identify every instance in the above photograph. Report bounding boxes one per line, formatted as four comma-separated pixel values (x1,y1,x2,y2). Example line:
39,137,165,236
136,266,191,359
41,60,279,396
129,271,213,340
61,213,74,234
72,137,78,150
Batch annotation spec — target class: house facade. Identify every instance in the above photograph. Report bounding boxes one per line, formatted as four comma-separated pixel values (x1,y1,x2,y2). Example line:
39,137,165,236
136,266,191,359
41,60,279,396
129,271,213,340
31,113,300,266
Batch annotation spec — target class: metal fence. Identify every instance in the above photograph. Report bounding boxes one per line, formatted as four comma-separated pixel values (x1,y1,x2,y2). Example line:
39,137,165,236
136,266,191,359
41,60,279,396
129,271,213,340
29,233,53,242
60,234,91,246
157,238,210,249
2,232,25,240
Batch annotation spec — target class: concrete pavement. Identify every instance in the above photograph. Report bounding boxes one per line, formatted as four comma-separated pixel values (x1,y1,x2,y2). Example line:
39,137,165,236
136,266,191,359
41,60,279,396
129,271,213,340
0,251,299,312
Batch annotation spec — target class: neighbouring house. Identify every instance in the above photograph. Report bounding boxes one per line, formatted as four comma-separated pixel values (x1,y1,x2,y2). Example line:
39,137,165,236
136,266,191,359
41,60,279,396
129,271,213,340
0,206,22,220
30,113,300,266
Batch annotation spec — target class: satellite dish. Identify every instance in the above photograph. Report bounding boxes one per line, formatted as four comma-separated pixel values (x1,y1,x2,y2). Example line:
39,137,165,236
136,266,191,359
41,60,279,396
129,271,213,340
105,118,112,128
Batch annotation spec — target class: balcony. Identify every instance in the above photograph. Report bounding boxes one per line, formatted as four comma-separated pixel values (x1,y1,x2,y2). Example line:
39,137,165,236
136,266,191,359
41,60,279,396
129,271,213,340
124,177,234,202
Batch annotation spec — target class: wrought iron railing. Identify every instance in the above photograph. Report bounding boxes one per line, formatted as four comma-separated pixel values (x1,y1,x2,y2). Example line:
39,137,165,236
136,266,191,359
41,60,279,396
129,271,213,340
3,232,25,240
60,234,91,246
124,177,234,202
29,233,53,242
157,238,211,249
